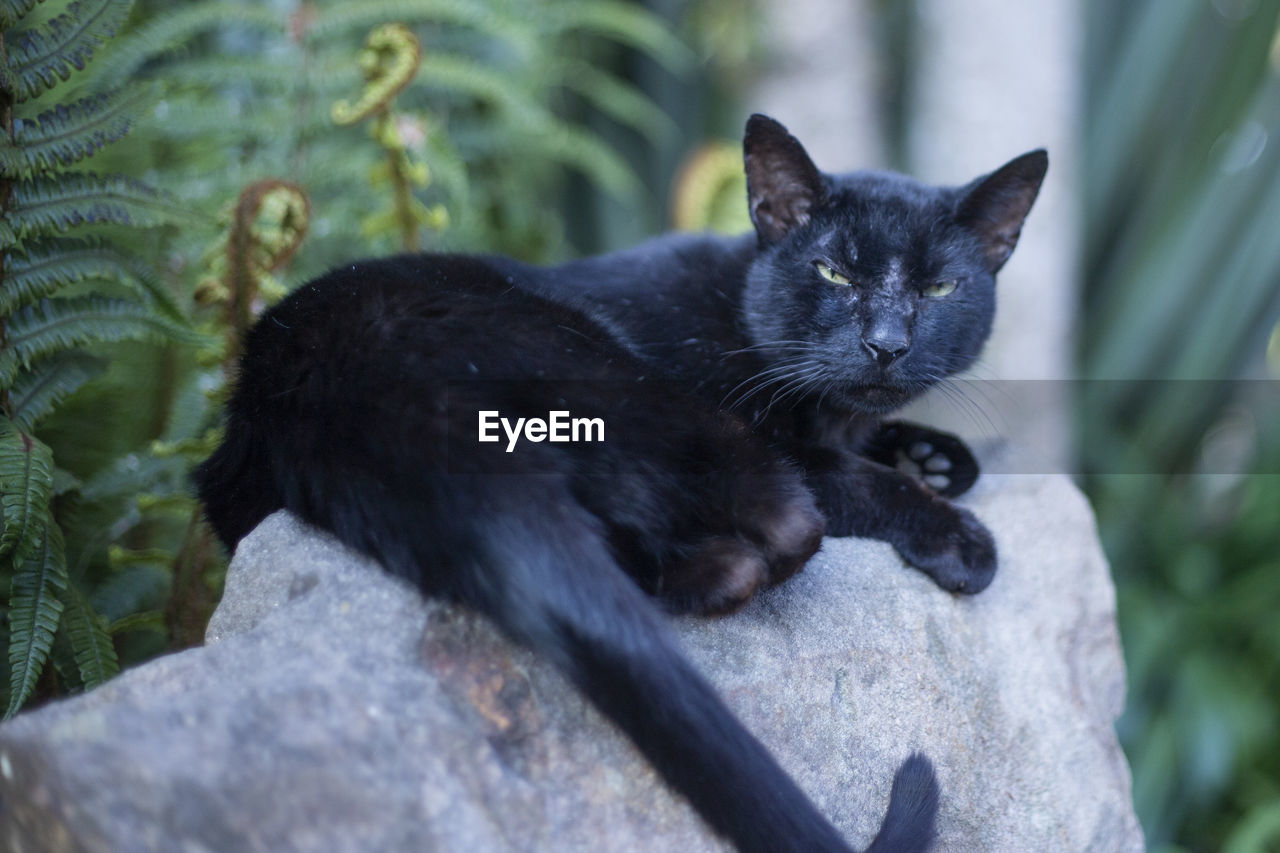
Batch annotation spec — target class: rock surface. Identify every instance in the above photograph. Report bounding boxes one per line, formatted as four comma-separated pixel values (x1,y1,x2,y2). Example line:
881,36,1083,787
0,472,1143,852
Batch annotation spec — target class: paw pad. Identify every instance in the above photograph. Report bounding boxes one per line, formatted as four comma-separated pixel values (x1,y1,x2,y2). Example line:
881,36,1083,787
895,443,958,495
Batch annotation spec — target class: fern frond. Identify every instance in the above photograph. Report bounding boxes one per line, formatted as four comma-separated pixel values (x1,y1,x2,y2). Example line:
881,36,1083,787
550,59,676,143
0,417,54,565
0,0,40,30
5,0,135,103
90,2,287,88
2,236,185,320
107,609,164,636
60,581,119,690
309,0,534,52
7,352,107,432
0,296,208,388
128,95,300,144
1,88,151,177
414,52,529,110
4,521,67,719
541,1,693,73
525,121,639,200
5,173,196,241
144,56,330,92
410,51,645,197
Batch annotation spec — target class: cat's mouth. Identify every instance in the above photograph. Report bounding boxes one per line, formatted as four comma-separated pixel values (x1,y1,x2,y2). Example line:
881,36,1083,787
841,382,915,413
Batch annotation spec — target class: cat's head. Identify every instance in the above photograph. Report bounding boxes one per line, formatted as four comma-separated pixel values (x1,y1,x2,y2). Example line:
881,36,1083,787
739,114,1046,415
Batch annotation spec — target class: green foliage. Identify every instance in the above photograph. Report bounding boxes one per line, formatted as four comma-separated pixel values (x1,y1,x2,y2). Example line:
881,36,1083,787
59,578,119,690
0,417,54,564
4,521,67,717
100,0,687,269
1083,0,1280,847
0,295,201,387
0,87,150,176
6,351,105,431
1,0,197,717
3,0,133,101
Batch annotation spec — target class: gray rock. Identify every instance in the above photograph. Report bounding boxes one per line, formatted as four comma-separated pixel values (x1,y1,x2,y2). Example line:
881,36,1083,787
0,472,1143,852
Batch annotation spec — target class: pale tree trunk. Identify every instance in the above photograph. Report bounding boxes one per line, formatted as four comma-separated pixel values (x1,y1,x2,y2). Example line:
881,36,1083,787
748,0,886,171
908,0,1080,468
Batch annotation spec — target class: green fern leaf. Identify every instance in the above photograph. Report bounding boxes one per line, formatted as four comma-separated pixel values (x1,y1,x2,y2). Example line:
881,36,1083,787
60,581,119,690
0,296,208,388
0,88,151,176
107,609,165,636
550,59,676,144
541,1,693,73
309,0,534,51
2,236,186,320
5,0,135,103
8,352,107,432
414,52,529,110
0,417,55,564
4,521,67,719
4,173,196,240
0,0,41,30
90,2,286,88
524,121,639,200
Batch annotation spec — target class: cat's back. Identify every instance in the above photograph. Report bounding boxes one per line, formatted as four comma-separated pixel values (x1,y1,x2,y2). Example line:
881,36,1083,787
235,253,650,405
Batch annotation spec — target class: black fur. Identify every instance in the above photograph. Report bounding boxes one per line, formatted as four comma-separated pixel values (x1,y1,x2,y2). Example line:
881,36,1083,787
198,114,1045,852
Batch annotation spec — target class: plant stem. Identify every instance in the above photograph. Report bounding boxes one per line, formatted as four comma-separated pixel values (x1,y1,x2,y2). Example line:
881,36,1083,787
378,111,419,252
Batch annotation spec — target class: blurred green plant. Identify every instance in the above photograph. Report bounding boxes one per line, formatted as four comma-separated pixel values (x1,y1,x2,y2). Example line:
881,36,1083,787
330,23,447,251
0,0,202,717
1084,0,1280,849
669,140,750,234
91,0,690,273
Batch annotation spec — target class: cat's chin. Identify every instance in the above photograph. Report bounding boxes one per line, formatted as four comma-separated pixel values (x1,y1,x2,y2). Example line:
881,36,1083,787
837,383,916,414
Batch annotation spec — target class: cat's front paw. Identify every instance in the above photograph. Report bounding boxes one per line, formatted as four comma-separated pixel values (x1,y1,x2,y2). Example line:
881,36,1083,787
895,503,996,594
864,422,979,498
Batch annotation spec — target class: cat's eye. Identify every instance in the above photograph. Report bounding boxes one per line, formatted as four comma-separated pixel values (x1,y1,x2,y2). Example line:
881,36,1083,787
923,279,958,298
815,262,851,286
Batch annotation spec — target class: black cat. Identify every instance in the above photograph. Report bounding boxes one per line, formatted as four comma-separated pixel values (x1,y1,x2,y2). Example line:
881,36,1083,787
196,114,1045,853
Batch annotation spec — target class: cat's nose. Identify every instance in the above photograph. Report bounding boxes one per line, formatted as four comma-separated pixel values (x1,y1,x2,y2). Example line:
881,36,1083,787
862,335,909,367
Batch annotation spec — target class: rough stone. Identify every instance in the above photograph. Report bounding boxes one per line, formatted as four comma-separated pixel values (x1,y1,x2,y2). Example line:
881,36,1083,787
0,471,1143,852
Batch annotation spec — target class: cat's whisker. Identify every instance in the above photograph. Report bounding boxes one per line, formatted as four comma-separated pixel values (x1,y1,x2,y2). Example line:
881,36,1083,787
721,359,823,411
927,374,1001,439
760,366,827,418
721,340,815,357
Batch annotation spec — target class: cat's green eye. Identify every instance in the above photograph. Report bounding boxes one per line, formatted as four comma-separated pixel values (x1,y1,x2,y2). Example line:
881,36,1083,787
815,262,851,285
923,279,958,298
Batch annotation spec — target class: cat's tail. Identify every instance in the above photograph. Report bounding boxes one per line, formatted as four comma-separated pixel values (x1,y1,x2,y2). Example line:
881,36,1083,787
355,473,939,853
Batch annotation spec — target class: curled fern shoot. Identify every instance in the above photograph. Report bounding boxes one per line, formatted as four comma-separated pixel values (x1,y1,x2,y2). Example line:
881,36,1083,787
332,24,447,251
194,180,309,363
330,23,422,126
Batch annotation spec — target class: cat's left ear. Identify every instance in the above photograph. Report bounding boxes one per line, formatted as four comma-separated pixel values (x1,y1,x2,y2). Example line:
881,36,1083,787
744,114,826,244
955,149,1048,273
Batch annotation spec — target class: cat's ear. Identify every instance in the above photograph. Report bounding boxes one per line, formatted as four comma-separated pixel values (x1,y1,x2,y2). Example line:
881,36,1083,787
744,114,826,244
955,149,1048,273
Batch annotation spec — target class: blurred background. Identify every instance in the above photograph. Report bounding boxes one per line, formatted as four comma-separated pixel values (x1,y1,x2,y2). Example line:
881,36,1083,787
2,0,1280,849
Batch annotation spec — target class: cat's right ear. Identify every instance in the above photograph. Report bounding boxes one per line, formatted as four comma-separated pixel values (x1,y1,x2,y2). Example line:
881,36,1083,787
744,114,826,244
955,149,1048,274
